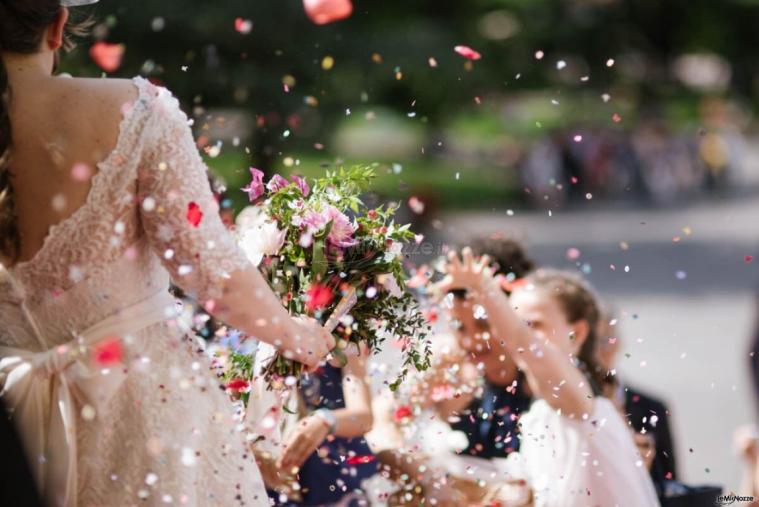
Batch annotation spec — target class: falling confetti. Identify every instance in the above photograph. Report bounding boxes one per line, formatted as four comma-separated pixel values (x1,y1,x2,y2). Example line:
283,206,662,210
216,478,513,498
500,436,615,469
93,337,123,366
566,248,581,261
346,455,376,465
454,45,482,60
393,405,413,423
186,202,203,227
303,0,353,25
234,17,253,34
71,163,93,182
408,196,425,214
322,56,335,70
89,42,125,72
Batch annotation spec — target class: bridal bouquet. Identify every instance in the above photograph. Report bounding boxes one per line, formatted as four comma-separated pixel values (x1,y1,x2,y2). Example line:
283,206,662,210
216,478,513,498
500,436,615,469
222,166,431,395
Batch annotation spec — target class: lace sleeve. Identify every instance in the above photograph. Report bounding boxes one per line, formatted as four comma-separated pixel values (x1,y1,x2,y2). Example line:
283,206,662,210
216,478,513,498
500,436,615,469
136,85,250,303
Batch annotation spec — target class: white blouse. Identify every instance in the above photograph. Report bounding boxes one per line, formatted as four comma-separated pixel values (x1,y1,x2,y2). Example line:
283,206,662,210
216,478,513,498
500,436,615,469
511,397,661,507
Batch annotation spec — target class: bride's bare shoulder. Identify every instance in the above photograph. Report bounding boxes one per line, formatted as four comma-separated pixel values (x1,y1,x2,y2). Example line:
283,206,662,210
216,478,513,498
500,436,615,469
35,77,147,164
55,77,140,107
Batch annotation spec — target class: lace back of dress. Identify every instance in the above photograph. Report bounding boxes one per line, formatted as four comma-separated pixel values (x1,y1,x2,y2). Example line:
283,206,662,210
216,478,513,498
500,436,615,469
0,265,46,350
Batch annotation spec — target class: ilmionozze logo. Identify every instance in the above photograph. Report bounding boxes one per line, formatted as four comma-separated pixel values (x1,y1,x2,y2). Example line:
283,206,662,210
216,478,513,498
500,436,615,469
715,494,755,506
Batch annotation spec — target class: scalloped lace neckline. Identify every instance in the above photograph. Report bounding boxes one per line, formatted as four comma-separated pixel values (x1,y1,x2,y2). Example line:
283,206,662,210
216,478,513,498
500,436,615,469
11,76,150,274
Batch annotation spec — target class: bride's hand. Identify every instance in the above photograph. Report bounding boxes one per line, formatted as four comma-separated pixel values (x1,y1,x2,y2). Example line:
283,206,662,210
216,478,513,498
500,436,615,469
280,316,335,368
432,247,496,298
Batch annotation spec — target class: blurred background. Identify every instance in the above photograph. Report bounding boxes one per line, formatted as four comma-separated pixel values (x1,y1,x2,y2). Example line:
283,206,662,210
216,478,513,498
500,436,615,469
63,0,759,493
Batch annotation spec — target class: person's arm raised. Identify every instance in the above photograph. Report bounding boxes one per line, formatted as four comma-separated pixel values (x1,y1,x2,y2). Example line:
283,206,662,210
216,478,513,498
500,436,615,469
435,248,593,416
136,84,333,366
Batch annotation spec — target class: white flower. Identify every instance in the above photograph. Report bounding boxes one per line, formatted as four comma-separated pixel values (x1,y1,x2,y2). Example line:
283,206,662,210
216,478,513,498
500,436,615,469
377,273,402,297
236,205,286,266
383,241,404,262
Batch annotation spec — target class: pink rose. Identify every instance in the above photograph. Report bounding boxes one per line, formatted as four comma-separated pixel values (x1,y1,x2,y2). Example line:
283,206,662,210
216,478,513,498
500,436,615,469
302,206,356,248
303,209,329,232
266,174,289,192
325,206,357,248
241,167,265,201
291,175,310,196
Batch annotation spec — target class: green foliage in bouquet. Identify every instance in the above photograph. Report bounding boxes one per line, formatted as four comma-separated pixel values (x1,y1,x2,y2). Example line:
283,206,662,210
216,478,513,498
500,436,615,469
223,165,431,393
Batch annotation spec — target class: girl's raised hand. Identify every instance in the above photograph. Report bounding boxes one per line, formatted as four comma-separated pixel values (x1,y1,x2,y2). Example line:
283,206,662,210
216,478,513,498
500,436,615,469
432,247,496,297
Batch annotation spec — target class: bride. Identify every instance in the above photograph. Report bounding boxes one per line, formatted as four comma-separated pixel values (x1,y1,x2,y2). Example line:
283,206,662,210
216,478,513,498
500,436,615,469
0,1,335,505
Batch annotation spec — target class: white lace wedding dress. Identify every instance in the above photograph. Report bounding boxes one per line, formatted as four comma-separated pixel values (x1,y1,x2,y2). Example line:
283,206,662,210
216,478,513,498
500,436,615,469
0,77,268,506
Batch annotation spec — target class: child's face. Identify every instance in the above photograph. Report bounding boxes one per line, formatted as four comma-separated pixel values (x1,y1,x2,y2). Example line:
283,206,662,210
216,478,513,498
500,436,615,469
510,287,588,357
595,318,621,371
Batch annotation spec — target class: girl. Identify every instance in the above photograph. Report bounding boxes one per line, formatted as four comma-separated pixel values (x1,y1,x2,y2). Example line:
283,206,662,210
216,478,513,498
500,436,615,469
0,2,334,505
368,238,536,506
436,249,659,506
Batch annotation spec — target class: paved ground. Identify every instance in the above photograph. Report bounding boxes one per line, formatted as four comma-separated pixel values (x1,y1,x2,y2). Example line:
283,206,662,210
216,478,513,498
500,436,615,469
438,192,759,493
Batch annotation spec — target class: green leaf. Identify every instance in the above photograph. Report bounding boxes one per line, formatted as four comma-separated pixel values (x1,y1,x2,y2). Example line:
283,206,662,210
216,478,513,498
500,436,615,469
312,239,327,279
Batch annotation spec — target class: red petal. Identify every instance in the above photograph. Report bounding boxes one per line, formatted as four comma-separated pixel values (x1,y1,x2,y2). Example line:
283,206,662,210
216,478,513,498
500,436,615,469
89,42,125,72
93,336,123,366
346,455,376,465
186,202,203,227
393,405,413,422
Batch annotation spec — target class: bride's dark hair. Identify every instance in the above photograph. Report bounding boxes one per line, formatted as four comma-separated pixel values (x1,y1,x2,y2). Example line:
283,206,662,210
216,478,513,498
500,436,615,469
0,0,90,264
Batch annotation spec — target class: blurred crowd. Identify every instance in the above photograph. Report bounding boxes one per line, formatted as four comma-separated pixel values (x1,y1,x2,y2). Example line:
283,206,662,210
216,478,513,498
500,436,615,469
519,115,746,207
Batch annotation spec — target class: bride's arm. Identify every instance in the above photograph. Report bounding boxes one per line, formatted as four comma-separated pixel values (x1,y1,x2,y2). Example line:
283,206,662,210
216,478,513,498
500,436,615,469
437,249,593,416
136,84,333,366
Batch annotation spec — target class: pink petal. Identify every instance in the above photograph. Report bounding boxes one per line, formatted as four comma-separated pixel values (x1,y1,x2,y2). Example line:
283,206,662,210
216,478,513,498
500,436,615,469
303,0,353,25
234,17,253,34
90,42,125,72
454,45,482,61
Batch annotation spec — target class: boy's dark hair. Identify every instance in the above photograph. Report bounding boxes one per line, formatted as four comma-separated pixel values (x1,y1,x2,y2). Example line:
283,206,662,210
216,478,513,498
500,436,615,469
470,235,535,279
450,236,535,300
